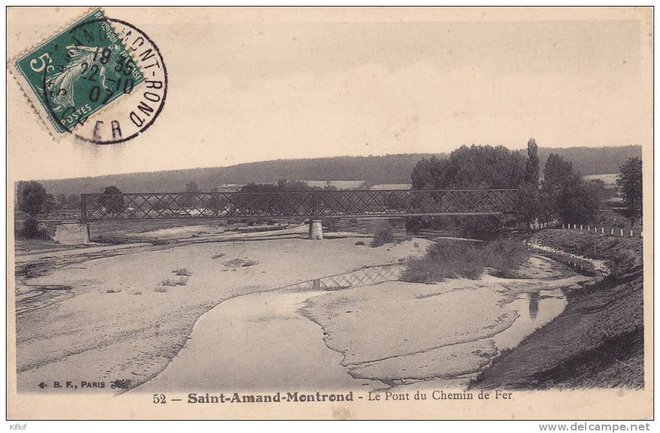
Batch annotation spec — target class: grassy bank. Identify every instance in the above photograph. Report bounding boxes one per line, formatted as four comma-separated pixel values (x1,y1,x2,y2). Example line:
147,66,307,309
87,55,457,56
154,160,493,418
401,239,529,282
473,229,643,389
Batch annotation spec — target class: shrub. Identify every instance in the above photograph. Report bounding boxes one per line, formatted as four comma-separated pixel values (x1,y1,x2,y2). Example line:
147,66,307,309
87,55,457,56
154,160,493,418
481,240,530,277
458,215,504,240
173,268,192,276
162,277,189,287
20,217,49,239
161,278,177,287
225,258,258,268
370,226,395,247
401,239,529,283
355,241,365,246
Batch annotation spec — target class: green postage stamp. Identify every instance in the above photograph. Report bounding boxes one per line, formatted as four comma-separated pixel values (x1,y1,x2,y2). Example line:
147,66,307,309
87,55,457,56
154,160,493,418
10,8,167,144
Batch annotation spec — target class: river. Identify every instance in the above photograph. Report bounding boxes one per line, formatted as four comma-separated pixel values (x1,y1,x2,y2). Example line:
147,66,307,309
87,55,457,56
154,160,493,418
135,255,589,393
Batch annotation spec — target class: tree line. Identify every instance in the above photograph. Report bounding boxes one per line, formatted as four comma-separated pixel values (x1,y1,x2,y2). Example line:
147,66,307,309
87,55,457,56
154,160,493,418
15,144,642,239
409,140,642,236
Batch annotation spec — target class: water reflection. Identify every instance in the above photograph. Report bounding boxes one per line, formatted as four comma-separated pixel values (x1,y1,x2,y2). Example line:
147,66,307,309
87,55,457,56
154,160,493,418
528,291,540,319
493,288,567,351
287,264,403,292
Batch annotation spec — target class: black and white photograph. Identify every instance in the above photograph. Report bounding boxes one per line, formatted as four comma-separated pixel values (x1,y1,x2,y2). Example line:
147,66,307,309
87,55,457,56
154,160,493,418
6,6,653,423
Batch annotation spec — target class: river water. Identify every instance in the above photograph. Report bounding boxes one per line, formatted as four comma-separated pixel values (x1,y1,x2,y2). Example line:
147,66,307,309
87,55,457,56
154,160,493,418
136,258,580,393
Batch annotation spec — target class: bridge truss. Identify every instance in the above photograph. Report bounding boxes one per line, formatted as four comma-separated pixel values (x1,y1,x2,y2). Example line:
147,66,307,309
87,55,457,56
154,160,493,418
80,189,518,222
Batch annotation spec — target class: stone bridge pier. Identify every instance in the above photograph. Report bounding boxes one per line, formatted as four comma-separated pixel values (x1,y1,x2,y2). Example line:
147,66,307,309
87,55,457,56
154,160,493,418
53,223,90,245
308,219,323,240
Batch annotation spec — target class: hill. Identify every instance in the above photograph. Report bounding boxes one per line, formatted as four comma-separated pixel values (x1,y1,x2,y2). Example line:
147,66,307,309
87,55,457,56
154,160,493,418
37,145,641,195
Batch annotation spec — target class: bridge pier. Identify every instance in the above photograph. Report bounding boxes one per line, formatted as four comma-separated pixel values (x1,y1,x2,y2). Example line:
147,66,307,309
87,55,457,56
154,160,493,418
53,223,90,245
308,219,323,240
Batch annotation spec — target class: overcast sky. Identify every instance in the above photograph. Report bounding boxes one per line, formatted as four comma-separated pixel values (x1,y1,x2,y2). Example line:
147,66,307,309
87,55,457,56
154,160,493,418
8,8,652,180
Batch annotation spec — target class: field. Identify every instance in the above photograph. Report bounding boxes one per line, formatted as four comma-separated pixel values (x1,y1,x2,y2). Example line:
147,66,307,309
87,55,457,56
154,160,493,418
584,173,619,186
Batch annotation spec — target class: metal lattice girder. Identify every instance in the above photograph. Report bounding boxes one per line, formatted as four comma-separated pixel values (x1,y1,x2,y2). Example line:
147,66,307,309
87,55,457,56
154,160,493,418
80,189,518,222
286,265,404,291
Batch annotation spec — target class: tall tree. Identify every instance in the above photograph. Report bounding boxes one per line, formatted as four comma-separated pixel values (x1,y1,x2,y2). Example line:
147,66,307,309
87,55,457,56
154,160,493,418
541,153,600,224
448,145,526,189
182,181,201,208
517,138,541,228
543,153,579,191
617,157,642,226
98,186,125,216
67,194,80,209
524,138,540,186
411,156,452,190
411,145,526,190
16,181,55,215
410,145,526,238
56,193,68,209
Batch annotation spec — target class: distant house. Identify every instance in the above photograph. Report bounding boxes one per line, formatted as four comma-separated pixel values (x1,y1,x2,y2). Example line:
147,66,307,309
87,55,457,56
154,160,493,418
369,184,412,190
301,180,366,190
216,184,244,192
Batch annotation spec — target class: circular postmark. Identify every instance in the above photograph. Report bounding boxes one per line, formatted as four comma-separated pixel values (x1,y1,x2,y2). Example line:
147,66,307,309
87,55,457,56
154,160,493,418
42,16,167,145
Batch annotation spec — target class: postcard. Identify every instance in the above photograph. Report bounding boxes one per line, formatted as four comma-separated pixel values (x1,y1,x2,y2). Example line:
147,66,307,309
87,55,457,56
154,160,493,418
6,6,653,420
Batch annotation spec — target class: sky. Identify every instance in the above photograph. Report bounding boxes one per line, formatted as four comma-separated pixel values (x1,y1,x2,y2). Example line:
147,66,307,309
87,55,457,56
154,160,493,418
7,7,652,181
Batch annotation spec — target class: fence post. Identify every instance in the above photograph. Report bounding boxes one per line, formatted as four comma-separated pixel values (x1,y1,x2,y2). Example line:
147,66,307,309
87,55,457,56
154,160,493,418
630,230,634,238
610,228,614,236
580,224,583,231
620,229,624,237
601,227,605,235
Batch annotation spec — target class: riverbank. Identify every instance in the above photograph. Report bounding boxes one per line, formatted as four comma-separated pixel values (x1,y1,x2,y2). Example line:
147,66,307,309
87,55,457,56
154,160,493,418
473,229,644,389
301,251,590,389
14,235,431,393
15,226,634,394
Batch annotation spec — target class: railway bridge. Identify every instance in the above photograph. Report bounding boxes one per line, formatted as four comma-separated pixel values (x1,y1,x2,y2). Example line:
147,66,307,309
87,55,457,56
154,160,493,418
55,189,519,242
